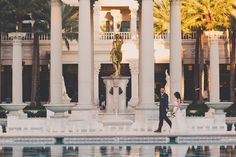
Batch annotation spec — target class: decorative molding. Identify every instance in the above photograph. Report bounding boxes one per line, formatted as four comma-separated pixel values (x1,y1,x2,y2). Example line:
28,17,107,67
205,31,223,41
8,32,26,43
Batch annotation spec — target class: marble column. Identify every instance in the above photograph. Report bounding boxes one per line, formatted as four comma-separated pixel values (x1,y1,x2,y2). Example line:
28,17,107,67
50,0,62,104
170,0,182,103
8,33,25,104
94,63,101,105
78,0,93,108
205,31,222,102
111,10,121,33
139,0,155,107
51,146,63,157
12,147,23,157
129,62,139,106
129,6,138,39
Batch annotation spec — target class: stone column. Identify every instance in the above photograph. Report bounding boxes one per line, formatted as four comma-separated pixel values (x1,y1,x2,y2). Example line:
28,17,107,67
129,62,139,106
78,0,93,108
12,147,23,157
93,3,101,40
8,33,25,104
169,0,182,103
94,63,101,105
111,10,121,33
50,0,62,104
129,6,138,39
139,0,154,107
51,146,63,157
205,31,222,102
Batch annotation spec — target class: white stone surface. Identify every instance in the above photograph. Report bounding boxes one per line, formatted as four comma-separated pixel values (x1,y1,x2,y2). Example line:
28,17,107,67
205,31,223,102
8,32,25,104
170,0,182,103
50,0,62,104
139,0,155,108
78,0,93,108
62,76,71,103
129,61,139,106
102,76,130,113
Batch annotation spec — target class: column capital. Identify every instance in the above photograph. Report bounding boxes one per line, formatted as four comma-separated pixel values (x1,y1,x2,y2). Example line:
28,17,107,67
129,5,139,12
51,0,61,7
205,31,223,41
8,32,26,42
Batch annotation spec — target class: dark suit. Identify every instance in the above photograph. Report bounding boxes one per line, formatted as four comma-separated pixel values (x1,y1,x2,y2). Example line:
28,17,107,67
158,93,172,131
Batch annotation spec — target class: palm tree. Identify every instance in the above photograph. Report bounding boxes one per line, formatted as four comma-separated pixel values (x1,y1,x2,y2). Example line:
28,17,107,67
181,0,231,103
5,0,50,106
62,4,78,50
153,0,170,34
30,0,50,106
229,3,236,102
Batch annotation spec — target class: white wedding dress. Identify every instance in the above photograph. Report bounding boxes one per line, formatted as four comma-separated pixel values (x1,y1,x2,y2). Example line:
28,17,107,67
170,100,187,134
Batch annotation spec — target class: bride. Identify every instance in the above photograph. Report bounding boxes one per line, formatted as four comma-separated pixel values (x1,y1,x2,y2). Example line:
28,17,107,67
170,92,187,134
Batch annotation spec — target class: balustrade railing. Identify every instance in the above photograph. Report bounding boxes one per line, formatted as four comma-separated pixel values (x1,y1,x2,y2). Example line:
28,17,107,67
99,32,132,40
1,31,227,41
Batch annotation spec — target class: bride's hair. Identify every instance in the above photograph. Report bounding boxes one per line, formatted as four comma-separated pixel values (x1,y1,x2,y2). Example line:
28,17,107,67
174,92,181,100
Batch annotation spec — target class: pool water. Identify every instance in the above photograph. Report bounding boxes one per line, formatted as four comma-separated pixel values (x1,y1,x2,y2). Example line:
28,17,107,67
0,144,235,157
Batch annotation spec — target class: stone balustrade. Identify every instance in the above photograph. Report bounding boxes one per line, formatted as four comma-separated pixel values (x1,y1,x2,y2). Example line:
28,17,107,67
1,31,227,41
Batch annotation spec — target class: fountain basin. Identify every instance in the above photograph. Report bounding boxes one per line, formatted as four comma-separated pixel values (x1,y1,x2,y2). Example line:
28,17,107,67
206,102,233,113
44,104,76,118
0,103,28,116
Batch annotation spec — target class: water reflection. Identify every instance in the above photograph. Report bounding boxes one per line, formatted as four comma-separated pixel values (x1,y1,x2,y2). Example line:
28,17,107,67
0,144,235,157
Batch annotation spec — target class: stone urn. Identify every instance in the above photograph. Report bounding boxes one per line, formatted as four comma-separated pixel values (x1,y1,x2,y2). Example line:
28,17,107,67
44,104,76,118
206,102,232,114
0,104,28,116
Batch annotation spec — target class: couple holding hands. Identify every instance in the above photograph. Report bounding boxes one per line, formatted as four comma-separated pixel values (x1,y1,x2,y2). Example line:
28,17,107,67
154,87,187,133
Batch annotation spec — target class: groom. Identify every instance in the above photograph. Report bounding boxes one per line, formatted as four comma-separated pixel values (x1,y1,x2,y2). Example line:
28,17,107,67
154,87,172,133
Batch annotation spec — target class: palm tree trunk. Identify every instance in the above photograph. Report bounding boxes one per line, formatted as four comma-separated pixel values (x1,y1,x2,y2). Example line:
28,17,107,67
0,33,2,103
230,29,236,102
30,33,40,106
194,27,200,103
199,29,204,103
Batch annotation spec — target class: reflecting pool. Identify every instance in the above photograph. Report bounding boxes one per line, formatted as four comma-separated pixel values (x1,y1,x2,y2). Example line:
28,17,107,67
0,144,235,157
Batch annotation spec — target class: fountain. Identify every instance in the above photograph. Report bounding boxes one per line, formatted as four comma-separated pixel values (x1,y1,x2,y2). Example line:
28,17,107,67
44,76,75,118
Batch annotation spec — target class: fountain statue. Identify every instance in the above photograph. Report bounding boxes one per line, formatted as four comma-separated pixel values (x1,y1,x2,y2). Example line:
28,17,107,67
165,69,170,100
110,34,123,77
62,76,71,103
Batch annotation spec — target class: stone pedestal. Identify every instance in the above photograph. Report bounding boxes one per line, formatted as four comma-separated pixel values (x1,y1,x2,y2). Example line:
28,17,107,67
102,76,130,113
206,102,232,131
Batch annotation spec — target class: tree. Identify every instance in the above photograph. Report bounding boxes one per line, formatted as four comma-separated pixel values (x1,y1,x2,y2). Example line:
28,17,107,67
153,0,170,34
5,0,50,106
30,0,50,106
62,4,78,50
229,3,236,102
181,0,231,103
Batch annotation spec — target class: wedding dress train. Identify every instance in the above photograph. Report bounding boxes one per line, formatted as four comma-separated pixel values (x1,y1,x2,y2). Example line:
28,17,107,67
170,101,187,134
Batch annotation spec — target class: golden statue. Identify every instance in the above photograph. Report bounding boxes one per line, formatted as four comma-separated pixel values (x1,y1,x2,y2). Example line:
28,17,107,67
110,34,123,77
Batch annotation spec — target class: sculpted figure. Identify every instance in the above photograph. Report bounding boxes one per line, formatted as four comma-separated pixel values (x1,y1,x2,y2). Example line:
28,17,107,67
110,34,123,77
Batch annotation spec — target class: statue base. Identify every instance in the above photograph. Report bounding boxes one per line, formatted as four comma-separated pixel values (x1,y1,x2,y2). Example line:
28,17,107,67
102,76,130,113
